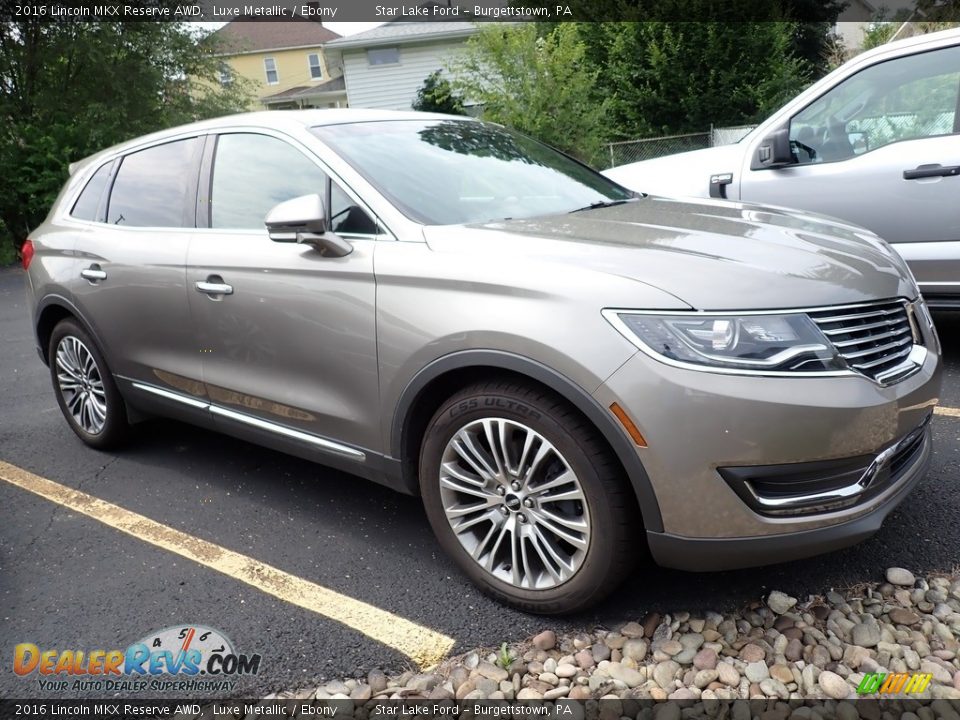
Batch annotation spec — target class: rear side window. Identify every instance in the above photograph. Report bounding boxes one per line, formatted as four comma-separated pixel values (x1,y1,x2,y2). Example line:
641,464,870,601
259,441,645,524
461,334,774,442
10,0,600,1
70,163,112,221
210,133,329,229
107,138,200,227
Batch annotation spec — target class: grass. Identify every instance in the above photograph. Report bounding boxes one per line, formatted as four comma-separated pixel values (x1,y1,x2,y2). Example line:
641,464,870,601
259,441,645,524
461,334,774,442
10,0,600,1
495,641,515,669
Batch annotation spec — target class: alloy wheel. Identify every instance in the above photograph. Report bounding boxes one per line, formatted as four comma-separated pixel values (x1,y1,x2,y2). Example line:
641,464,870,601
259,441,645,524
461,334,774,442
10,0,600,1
55,335,107,435
438,418,591,590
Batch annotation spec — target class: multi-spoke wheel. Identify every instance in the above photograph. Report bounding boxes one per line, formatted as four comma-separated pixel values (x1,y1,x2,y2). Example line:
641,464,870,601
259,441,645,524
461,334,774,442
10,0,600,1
49,319,129,449
420,379,640,613
440,418,590,590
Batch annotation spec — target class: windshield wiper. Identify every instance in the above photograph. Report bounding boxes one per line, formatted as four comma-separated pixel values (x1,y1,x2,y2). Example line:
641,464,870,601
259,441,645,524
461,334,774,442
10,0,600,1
569,199,632,214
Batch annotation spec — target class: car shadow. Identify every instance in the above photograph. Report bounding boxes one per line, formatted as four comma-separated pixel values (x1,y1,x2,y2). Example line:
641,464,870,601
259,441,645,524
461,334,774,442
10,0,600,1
110,406,957,642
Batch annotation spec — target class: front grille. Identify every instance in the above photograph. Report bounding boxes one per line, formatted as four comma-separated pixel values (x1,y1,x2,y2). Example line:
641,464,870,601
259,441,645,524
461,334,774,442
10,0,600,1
808,299,919,382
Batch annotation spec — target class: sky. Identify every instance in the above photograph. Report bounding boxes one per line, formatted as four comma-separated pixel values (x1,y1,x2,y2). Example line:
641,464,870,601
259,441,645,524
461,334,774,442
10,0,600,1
327,23,385,36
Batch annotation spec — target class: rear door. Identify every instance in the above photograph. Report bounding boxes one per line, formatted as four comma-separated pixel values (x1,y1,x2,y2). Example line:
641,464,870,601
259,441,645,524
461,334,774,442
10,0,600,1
186,131,381,459
69,136,208,412
739,44,960,298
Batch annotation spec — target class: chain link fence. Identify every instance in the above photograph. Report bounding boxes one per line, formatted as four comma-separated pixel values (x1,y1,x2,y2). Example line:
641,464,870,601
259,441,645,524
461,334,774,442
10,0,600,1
605,124,756,168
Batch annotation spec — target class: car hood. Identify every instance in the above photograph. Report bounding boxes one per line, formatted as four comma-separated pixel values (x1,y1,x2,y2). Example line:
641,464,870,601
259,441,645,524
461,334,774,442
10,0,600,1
603,144,745,197
422,196,917,311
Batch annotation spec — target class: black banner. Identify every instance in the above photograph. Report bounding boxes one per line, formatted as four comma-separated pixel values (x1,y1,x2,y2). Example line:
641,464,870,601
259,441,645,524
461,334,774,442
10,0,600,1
2,0,958,23
3,699,960,720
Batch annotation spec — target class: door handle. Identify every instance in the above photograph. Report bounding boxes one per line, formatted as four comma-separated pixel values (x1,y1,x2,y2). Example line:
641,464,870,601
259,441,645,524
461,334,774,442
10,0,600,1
81,264,107,282
903,164,960,180
195,279,233,296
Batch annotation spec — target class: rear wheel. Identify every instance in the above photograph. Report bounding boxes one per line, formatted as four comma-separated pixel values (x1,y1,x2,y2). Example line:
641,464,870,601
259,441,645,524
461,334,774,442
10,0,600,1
48,319,129,449
419,379,639,613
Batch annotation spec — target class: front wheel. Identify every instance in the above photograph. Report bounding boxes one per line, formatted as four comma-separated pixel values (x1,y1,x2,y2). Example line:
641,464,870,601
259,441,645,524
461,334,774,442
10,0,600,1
419,379,640,613
48,318,130,450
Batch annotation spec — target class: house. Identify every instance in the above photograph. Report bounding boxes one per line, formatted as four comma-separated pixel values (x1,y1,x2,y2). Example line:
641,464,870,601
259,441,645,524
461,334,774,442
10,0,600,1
835,0,918,53
209,20,347,109
324,20,478,110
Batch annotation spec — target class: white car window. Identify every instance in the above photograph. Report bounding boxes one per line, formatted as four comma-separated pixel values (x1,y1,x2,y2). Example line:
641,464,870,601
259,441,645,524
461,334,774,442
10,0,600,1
789,45,960,164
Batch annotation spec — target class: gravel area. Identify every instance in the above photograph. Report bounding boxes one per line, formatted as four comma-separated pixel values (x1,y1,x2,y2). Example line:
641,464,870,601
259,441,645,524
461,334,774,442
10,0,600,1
269,568,960,704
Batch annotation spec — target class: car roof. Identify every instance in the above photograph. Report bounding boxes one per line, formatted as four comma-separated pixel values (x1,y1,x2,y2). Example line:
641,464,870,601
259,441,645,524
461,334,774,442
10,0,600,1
68,108,475,176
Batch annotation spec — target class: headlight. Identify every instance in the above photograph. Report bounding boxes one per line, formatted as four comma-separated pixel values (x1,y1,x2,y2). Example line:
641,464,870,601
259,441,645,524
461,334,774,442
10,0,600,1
605,311,847,373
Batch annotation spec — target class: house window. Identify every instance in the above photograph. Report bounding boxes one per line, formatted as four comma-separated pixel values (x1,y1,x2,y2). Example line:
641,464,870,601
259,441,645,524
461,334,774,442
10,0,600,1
308,53,323,80
367,47,399,66
263,57,279,84
218,63,232,86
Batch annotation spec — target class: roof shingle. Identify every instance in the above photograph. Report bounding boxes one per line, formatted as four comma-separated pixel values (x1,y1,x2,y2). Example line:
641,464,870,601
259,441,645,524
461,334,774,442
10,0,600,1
212,20,341,54
324,21,476,49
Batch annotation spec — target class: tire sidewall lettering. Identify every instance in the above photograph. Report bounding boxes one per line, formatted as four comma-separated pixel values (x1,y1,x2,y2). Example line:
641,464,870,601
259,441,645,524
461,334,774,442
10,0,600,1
447,396,542,421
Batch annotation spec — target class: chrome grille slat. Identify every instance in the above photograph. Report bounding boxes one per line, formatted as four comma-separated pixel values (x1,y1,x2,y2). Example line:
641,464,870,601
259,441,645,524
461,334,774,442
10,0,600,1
843,334,913,360
812,306,904,324
808,299,920,383
832,326,911,348
821,318,904,337
852,346,913,371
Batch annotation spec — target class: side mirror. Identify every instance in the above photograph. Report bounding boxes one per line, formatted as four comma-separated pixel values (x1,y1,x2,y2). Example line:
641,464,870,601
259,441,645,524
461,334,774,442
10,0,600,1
265,194,353,258
754,127,795,169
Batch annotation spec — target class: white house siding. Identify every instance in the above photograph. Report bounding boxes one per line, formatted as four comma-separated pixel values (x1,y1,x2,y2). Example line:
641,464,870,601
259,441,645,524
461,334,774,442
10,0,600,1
341,41,466,110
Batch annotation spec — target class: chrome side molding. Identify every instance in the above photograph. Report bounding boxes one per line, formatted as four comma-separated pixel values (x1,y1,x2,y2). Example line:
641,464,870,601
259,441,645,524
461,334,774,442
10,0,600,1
209,405,365,460
130,381,365,462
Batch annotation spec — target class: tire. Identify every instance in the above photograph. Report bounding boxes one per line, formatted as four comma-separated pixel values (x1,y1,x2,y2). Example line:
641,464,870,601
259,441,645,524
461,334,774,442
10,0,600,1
48,318,130,450
419,378,640,614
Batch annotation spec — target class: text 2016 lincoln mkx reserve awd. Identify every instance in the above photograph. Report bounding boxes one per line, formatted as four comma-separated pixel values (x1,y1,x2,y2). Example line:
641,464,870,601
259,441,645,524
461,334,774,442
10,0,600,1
23,110,941,613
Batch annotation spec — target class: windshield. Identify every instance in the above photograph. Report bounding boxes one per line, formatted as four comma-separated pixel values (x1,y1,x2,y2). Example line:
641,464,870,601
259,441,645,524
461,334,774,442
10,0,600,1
311,119,633,225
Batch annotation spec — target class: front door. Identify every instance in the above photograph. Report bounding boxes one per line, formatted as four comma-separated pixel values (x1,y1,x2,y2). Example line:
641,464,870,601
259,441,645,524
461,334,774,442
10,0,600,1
186,132,381,458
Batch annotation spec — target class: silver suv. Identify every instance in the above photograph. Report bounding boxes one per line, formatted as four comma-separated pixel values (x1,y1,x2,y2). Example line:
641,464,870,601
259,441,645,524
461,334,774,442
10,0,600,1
24,110,941,613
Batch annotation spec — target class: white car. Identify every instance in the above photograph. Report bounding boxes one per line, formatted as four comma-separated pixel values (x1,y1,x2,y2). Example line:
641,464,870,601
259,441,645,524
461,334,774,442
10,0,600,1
605,27,960,308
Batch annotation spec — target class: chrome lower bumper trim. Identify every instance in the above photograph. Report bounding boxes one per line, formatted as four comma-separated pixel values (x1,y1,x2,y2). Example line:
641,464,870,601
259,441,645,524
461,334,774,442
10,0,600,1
745,414,931,515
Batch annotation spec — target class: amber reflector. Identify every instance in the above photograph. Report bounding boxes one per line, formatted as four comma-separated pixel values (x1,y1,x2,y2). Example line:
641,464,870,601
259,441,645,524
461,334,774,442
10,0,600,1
609,402,647,447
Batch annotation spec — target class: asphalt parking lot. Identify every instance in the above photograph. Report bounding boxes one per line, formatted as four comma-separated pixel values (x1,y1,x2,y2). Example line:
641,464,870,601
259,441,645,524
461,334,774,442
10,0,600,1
1,265,959,700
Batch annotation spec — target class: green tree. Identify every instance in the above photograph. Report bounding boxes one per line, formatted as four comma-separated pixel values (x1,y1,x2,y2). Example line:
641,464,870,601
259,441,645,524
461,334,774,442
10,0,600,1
578,21,811,140
861,22,898,50
449,23,610,164
533,0,843,79
412,70,466,115
0,19,253,260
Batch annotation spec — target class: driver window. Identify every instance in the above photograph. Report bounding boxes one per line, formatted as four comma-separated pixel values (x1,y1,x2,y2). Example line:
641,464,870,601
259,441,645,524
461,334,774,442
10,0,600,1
211,133,329,229
789,45,960,165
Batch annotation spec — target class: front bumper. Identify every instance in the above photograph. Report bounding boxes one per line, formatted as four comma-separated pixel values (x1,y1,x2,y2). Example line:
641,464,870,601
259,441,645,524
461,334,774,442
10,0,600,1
646,423,931,571
593,330,941,571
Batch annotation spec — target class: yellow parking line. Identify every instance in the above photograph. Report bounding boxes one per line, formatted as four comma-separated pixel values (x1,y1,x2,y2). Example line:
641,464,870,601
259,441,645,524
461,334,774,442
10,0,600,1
935,406,960,418
0,460,454,669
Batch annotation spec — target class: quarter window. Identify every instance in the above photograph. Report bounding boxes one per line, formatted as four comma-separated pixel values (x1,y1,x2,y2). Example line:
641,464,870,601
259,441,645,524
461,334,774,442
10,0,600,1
70,162,112,222
210,134,329,229
367,48,399,66
790,45,960,164
264,57,279,84
330,182,378,236
107,138,200,227
308,53,323,80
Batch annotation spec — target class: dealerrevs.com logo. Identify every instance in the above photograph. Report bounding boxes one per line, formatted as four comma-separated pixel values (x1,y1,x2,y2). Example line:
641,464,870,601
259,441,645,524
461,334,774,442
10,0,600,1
14,625,262,693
